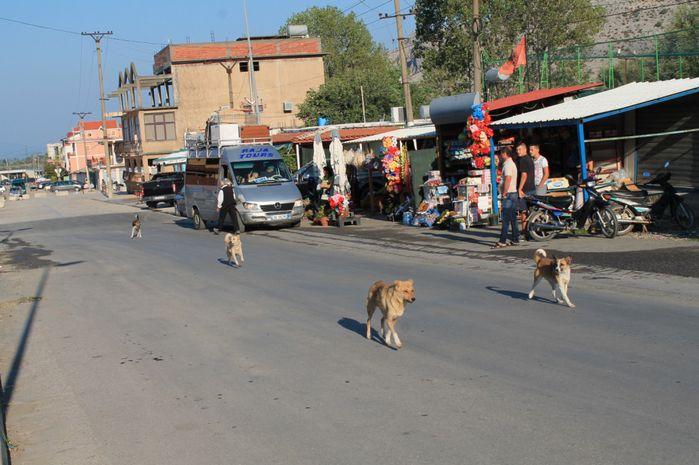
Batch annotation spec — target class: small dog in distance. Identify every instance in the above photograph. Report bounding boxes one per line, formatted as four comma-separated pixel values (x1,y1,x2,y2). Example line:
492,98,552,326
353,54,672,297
224,232,244,267
366,279,416,348
528,248,574,308
131,214,142,239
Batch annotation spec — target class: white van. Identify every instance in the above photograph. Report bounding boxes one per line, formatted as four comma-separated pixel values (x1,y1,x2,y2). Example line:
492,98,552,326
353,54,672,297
184,144,304,231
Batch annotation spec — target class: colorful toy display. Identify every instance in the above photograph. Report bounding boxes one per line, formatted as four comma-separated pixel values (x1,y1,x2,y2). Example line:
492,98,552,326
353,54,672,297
381,136,404,193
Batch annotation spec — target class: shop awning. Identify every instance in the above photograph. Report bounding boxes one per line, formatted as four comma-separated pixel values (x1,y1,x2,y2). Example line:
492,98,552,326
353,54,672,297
492,78,699,129
344,124,436,144
153,150,188,165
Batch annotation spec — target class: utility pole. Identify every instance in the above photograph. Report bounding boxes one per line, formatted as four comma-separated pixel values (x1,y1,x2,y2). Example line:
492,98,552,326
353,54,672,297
73,112,93,187
220,48,237,109
380,1,414,125
360,85,367,123
243,0,261,124
82,31,114,198
472,0,483,97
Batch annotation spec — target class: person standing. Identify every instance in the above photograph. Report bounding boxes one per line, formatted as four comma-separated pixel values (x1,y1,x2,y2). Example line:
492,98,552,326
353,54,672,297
515,141,536,231
214,178,239,235
530,143,550,195
492,147,519,248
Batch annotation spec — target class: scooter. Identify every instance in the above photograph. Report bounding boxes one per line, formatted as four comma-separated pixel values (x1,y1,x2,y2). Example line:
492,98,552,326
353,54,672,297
606,161,694,233
526,177,619,241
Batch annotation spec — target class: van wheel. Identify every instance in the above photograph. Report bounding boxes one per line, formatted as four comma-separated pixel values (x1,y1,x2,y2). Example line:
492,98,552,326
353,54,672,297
192,208,205,230
235,211,246,233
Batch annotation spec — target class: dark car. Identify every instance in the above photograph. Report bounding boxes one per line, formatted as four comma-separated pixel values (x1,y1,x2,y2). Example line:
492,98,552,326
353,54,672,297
293,162,386,202
142,172,184,208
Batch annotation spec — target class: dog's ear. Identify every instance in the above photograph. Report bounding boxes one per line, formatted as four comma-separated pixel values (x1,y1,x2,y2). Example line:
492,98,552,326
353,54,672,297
406,279,414,288
565,256,573,265
393,280,402,288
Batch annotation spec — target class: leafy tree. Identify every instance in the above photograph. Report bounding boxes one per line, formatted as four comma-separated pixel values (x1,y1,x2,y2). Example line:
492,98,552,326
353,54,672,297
281,6,423,125
660,4,699,79
413,0,605,95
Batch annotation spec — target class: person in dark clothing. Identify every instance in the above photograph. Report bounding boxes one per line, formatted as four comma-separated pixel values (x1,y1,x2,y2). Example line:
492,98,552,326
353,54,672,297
515,141,536,230
214,179,239,234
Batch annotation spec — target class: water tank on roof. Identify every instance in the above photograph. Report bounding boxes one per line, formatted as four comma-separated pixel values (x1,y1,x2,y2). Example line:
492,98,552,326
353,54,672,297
429,93,481,125
287,25,309,37
391,107,405,123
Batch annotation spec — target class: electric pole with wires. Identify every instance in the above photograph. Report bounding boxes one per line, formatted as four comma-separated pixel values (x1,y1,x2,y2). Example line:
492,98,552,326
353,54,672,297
379,1,415,125
72,111,93,187
82,31,114,198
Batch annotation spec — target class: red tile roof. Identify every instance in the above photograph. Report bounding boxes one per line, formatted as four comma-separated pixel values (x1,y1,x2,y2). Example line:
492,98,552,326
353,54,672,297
487,83,603,112
155,38,323,69
272,131,312,144
72,120,120,132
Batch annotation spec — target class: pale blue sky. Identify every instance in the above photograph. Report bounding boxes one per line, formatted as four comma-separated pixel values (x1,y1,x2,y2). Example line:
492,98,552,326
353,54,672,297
0,0,413,159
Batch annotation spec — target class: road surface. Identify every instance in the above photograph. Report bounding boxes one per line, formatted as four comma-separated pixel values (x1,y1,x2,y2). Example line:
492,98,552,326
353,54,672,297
1,195,698,465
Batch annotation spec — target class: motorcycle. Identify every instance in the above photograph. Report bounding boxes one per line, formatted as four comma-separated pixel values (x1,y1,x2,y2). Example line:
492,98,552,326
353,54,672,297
606,161,694,234
526,177,619,241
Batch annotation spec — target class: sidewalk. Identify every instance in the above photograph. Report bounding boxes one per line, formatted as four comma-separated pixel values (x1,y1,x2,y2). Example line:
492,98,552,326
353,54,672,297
296,216,699,278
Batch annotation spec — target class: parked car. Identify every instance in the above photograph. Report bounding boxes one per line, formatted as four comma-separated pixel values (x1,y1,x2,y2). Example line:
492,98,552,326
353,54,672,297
174,186,187,217
293,162,386,201
50,181,82,192
9,186,24,198
142,172,184,208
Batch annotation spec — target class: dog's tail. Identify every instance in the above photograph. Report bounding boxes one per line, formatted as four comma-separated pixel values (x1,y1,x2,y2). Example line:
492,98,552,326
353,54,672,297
534,248,547,264
224,232,234,245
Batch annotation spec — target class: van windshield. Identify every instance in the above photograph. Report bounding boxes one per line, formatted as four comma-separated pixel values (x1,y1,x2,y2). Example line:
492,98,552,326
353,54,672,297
232,160,292,185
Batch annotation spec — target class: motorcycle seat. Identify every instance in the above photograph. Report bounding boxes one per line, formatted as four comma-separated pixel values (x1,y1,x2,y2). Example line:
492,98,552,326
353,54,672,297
611,189,649,198
535,194,574,209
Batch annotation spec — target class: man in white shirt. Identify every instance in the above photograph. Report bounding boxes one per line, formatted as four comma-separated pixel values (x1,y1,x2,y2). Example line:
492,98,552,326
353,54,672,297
493,147,519,248
530,143,549,195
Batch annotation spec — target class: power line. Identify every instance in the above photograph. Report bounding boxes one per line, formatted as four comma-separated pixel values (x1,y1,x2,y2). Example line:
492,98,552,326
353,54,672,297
0,15,166,46
343,0,367,13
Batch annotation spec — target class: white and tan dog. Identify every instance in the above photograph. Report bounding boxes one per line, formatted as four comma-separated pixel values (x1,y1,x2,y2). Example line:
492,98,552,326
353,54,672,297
130,214,142,239
224,232,244,267
528,248,575,308
366,279,416,348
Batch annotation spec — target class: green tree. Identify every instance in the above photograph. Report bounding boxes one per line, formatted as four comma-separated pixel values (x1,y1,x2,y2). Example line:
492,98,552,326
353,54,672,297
281,6,422,125
414,0,605,95
660,4,699,79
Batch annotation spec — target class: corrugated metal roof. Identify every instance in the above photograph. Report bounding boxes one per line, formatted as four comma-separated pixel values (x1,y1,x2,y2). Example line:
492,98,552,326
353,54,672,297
492,78,699,127
292,126,397,143
344,124,436,144
487,82,602,112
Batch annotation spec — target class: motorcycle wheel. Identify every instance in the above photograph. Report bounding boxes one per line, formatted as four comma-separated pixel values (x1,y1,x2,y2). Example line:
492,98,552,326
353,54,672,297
611,204,636,236
526,210,559,242
674,203,695,230
595,207,619,238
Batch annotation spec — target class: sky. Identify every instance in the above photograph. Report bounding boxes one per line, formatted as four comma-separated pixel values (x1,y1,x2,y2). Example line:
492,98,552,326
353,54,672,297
0,0,414,159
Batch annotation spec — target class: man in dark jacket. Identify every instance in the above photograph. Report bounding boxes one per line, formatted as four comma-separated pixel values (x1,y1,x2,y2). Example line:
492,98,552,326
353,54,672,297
214,179,239,234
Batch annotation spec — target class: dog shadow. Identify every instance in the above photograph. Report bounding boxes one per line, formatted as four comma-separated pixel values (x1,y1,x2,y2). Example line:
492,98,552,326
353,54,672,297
217,258,242,268
337,317,395,349
486,285,557,304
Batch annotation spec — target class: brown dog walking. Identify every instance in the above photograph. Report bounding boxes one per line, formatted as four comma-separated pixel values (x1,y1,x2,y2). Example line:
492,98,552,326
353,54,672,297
366,280,416,348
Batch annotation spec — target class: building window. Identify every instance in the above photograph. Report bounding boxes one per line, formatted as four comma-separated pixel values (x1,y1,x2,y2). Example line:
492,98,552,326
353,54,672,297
144,112,176,141
239,61,259,72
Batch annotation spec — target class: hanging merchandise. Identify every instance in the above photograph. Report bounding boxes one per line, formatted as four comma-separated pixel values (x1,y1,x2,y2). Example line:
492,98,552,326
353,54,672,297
328,193,349,216
381,136,403,193
466,103,493,156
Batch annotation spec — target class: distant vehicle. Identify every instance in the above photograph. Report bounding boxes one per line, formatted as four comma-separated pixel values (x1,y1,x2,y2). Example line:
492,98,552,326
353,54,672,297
174,186,187,217
36,179,53,190
50,181,82,192
142,172,184,208
9,186,24,198
294,161,386,201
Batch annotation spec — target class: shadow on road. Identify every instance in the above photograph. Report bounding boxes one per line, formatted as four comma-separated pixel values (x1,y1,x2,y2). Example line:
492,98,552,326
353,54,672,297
486,285,557,304
1,268,49,417
337,317,392,348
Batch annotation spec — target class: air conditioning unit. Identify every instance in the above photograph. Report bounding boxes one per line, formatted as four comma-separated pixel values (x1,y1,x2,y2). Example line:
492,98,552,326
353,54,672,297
391,106,405,123
419,105,430,119
283,102,294,113
287,25,309,37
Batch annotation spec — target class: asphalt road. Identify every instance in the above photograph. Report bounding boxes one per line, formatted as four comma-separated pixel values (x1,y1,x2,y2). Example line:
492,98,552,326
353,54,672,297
1,196,698,465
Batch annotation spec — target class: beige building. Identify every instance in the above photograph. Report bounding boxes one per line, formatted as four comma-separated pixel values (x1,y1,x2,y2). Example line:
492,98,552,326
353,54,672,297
110,34,325,192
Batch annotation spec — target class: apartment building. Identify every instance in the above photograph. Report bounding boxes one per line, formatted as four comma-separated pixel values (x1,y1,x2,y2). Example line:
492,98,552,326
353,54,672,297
111,31,324,192
61,120,123,185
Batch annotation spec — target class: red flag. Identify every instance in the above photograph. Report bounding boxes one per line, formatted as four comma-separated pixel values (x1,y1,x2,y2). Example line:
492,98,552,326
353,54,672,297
498,36,527,77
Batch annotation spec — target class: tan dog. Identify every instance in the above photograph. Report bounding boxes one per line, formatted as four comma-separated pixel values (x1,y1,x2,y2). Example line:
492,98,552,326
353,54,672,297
528,249,574,308
224,232,244,267
366,279,416,348
130,214,142,239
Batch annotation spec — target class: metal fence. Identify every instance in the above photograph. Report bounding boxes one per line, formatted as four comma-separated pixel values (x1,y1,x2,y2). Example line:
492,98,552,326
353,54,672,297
483,27,699,98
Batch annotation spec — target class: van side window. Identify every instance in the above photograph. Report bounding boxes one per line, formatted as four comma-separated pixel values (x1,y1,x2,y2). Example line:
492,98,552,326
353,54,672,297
222,164,229,181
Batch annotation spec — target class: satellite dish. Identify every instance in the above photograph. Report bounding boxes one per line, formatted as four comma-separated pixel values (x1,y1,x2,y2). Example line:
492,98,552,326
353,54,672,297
485,67,510,83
